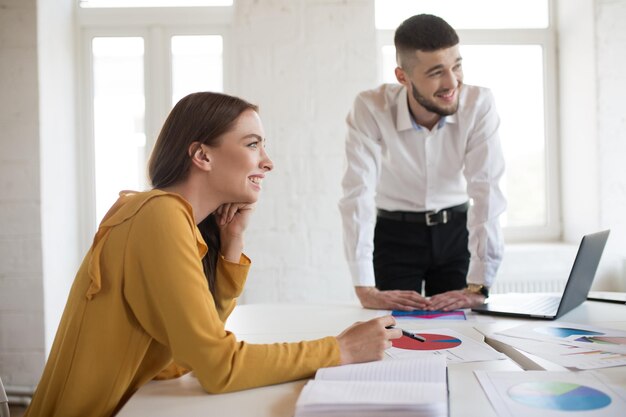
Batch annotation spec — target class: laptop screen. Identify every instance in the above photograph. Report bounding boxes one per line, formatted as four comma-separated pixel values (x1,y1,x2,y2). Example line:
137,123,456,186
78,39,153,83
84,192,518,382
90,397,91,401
556,230,610,316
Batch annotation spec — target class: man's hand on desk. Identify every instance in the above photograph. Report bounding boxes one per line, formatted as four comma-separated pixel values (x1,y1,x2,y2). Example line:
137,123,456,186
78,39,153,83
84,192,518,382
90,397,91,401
336,315,401,364
354,286,430,311
427,289,486,311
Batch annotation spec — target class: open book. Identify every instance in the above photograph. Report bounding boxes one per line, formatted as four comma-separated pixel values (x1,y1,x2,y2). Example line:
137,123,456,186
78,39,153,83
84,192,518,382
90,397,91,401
294,357,448,417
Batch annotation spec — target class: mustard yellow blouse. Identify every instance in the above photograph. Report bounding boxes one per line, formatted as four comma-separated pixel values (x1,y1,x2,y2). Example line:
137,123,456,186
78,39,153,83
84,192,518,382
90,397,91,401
25,190,340,417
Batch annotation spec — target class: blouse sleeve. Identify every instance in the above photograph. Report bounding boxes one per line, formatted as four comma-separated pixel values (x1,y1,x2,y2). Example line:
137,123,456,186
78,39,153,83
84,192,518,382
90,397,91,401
123,196,340,393
213,254,250,322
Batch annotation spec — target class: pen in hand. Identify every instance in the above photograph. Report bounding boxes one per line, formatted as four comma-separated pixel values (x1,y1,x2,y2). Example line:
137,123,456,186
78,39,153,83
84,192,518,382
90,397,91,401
385,326,426,342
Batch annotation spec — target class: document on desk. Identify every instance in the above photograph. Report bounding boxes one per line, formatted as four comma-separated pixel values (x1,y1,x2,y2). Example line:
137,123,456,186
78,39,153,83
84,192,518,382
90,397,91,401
392,309,467,320
496,322,626,355
485,332,626,370
475,370,626,417
479,322,626,370
294,357,447,417
385,327,507,363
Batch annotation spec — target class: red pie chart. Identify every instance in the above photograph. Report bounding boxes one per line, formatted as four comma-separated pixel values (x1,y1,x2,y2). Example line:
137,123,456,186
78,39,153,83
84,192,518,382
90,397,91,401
392,333,462,350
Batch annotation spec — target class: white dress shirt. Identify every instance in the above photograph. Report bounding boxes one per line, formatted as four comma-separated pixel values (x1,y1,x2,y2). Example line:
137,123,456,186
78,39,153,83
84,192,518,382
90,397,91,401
339,83,506,289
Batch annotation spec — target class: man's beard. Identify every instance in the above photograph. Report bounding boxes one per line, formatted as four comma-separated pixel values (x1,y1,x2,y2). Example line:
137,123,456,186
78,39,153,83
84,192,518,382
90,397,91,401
411,81,461,116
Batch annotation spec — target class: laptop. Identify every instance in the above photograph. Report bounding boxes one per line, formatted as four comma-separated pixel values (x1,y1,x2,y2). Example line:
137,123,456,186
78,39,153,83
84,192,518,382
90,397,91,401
471,230,610,320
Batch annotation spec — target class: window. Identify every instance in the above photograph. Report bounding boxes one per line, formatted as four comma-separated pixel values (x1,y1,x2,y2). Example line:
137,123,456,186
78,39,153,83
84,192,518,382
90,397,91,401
376,0,558,241
92,37,146,222
78,6,230,244
80,0,232,7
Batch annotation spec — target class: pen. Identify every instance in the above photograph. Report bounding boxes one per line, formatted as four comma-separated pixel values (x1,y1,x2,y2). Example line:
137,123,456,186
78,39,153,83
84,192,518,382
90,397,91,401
385,326,426,342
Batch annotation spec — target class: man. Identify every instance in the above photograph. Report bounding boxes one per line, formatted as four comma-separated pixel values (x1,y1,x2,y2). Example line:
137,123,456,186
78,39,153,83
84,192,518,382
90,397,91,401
339,14,506,311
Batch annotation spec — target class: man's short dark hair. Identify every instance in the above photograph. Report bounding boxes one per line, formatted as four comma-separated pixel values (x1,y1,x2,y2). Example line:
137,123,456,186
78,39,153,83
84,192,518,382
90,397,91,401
394,14,459,69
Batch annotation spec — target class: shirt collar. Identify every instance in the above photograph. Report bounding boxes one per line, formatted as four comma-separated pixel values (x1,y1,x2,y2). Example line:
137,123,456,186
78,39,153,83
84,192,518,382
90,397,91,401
396,86,458,132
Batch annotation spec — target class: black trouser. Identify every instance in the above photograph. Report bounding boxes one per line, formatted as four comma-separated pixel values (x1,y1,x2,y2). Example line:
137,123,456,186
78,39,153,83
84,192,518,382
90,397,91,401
373,208,469,297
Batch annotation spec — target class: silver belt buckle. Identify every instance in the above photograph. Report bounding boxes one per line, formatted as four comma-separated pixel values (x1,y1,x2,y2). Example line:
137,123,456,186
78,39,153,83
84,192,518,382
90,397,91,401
425,209,448,226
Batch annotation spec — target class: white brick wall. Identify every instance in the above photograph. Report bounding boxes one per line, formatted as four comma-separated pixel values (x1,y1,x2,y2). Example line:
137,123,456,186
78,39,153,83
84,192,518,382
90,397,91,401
230,0,376,303
0,0,45,388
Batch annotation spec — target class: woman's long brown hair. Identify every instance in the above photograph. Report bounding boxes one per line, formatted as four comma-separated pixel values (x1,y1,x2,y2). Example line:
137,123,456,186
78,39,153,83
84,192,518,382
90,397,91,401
148,92,258,295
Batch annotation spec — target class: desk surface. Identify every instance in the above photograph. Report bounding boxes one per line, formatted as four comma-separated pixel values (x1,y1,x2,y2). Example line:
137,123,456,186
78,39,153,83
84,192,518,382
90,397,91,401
118,301,626,417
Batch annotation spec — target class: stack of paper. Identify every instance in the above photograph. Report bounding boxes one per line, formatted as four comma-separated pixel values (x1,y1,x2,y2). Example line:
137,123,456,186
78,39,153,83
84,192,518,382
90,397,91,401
482,322,626,370
294,357,448,417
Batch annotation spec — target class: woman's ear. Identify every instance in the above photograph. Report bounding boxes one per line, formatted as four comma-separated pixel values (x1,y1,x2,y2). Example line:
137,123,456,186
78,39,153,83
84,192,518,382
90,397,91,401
189,142,212,171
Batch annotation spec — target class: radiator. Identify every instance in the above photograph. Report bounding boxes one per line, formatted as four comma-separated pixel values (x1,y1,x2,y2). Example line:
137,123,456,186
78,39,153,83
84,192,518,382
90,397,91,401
489,279,566,294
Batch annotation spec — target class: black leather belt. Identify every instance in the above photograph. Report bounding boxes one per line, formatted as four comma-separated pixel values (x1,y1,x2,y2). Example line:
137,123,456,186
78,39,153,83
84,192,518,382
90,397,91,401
377,202,469,226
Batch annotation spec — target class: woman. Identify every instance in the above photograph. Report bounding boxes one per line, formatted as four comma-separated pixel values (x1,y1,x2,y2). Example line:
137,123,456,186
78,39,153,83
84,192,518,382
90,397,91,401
25,92,400,417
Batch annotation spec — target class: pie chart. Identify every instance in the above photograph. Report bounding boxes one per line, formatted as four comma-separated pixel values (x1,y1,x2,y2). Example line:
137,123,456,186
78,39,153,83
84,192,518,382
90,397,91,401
508,381,612,411
391,333,461,350
535,327,604,338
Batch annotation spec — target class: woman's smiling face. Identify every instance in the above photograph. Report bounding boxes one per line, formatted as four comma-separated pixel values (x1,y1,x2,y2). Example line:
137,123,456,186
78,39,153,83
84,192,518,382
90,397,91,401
205,109,274,204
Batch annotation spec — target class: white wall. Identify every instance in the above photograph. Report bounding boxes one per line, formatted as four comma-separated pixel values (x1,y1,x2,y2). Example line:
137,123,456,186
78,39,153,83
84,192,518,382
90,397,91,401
0,0,78,390
595,0,626,290
557,0,626,291
38,0,80,354
230,0,376,303
0,0,45,388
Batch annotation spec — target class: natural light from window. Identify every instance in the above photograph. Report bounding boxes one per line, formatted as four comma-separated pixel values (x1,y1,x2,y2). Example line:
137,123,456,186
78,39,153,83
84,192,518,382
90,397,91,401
375,0,548,29
80,0,232,7
92,37,146,224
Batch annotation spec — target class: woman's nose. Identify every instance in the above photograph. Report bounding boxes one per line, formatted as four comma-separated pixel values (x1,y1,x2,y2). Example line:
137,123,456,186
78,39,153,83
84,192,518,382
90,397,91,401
261,149,274,172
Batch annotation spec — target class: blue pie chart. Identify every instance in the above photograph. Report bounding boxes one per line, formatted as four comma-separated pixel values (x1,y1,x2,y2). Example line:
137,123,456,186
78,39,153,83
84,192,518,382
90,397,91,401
508,381,612,411
535,326,604,338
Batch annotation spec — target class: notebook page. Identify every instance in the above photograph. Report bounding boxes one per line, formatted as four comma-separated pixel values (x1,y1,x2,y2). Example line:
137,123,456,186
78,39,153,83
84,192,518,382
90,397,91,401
297,380,447,406
314,357,446,383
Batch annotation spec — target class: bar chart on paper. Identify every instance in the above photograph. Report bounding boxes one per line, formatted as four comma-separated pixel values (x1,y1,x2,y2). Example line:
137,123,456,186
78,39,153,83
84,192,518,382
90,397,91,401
392,310,467,320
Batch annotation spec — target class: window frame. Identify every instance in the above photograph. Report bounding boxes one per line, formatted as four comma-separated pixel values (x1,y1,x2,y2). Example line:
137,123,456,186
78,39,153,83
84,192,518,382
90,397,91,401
376,5,560,242
77,6,232,248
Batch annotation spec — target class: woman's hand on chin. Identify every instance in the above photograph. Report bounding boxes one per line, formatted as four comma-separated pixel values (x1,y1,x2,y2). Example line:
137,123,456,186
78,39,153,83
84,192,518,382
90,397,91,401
216,203,255,261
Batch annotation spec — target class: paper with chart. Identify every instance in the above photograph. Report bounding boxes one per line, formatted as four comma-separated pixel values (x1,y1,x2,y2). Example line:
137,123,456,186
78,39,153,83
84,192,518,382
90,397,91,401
496,322,626,354
392,309,467,320
486,332,626,370
391,309,494,322
294,357,448,417
475,370,626,417
385,327,506,362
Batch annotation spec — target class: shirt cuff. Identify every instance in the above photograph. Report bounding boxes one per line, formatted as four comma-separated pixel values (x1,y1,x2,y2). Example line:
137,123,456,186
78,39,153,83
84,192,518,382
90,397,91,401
216,253,251,297
467,259,499,288
219,252,251,266
348,260,376,287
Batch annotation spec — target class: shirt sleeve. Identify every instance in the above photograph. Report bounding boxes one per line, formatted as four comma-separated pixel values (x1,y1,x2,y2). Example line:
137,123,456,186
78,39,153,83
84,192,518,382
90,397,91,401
123,197,340,393
339,96,381,286
338,93,383,287
463,89,507,288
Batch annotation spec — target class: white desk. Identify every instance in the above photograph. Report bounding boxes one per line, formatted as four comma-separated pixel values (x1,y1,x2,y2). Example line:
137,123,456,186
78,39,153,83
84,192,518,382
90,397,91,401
117,301,626,417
